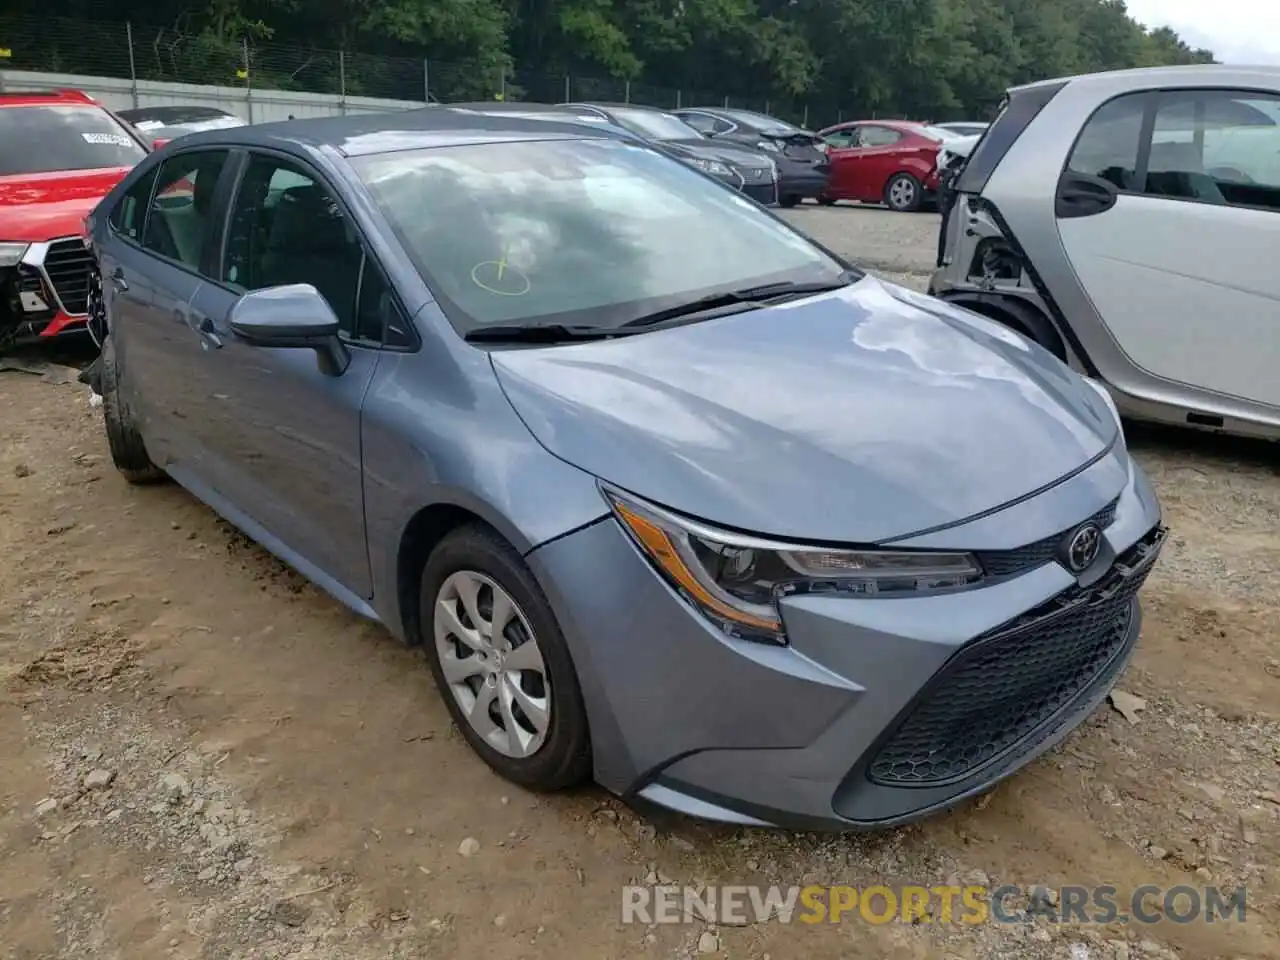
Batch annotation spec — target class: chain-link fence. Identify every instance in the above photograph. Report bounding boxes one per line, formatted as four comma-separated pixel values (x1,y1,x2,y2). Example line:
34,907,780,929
0,14,865,127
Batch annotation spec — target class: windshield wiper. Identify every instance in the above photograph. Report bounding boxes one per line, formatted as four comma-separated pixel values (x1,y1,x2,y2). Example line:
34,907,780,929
621,277,854,330
464,323,634,344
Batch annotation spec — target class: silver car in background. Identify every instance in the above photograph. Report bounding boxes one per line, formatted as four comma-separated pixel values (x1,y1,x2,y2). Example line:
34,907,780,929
931,65,1280,441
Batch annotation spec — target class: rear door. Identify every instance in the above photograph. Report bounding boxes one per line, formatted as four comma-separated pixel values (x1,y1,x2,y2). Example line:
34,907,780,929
1055,87,1280,408
181,149,389,598
855,124,911,197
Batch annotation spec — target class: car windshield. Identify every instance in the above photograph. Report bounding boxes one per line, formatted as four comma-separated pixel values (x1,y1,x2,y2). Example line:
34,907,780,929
0,105,146,176
609,107,703,141
722,110,801,135
920,125,964,142
354,137,851,333
133,115,245,135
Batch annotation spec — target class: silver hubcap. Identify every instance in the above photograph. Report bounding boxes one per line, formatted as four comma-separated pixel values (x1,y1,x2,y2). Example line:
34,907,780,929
890,177,915,208
434,571,550,758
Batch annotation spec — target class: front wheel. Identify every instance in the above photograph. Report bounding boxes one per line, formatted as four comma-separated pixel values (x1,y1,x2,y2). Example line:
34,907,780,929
100,337,166,484
420,524,592,791
817,195,837,206
778,194,801,208
884,172,923,212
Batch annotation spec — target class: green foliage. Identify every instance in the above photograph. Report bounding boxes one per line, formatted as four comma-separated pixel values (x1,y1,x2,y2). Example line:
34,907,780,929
13,0,1218,119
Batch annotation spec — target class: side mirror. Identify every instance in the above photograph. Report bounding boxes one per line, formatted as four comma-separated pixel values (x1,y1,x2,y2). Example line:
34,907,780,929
229,283,350,375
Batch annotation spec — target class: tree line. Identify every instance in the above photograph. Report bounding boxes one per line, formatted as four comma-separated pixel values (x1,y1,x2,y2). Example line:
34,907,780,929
17,0,1215,120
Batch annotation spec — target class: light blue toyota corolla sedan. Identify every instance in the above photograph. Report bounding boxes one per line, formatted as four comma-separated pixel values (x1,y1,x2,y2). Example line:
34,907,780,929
84,107,1165,830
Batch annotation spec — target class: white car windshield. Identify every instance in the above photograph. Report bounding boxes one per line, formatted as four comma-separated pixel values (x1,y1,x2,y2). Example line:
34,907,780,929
920,125,965,142
0,105,146,175
354,138,850,332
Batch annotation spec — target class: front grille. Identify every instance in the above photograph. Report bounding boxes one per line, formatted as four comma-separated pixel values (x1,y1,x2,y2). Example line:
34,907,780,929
41,238,95,316
977,498,1119,578
866,525,1165,787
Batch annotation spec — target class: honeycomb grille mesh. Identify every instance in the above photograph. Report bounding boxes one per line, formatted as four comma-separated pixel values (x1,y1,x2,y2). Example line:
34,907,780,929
867,531,1156,787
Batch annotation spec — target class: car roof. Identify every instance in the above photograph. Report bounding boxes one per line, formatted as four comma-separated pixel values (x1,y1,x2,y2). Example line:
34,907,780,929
167,104,637,158
0,89,100,109
1012,63,1280,95
118,105,238,123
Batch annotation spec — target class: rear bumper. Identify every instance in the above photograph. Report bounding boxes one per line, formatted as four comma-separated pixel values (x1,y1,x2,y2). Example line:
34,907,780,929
777,164,830,200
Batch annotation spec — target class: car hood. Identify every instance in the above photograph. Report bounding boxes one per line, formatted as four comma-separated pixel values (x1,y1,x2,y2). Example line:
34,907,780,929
0,167,130,241
491,277,1120,544
659,138,775,168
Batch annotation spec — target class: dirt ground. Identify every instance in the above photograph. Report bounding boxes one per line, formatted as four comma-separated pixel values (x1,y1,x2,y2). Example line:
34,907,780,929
2,209,1278,960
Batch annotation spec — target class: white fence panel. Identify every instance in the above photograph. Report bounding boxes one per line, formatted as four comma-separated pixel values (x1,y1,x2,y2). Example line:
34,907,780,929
0,69,427,123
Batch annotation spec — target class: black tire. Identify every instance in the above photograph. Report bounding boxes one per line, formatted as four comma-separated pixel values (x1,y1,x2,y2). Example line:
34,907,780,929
100,337,166,484
817,195,837,206
778,194,801,208
884,172,924,212
419,524,592,791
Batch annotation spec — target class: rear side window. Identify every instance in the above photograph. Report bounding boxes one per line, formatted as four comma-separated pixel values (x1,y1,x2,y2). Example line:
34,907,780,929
109,167,159,242
0,105,147,176
956,82,1066,194
1065,94,1146,189
861,126,903,147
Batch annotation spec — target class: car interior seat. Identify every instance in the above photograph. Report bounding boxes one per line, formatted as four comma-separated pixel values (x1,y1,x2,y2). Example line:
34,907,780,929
1146,142,1227,204
259,185,360,321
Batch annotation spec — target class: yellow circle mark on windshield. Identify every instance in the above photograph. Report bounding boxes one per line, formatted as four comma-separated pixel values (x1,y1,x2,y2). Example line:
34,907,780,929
471,258,531,296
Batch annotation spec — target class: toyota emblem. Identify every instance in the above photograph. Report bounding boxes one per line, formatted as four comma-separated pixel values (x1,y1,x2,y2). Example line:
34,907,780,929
1064,523,1102,573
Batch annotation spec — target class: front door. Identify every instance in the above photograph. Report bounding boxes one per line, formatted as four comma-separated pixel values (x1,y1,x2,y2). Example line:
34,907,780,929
182,151,384,599
1056,87,1280,408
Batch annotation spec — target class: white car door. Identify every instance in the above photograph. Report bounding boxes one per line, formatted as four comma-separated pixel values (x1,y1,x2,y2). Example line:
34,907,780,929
1055,87,1280,408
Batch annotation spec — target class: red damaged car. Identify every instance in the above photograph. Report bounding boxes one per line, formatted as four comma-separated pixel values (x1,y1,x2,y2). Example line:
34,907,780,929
816,120,965,212
0,89,149,350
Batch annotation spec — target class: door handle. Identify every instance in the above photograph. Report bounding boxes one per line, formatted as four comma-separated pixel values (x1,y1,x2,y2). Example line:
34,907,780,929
110,268,128,291
1055,172,1118,219
196,315,222,349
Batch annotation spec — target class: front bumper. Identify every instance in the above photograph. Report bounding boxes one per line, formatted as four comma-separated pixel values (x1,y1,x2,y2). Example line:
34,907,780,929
1,237,93,345
526,448,1163,831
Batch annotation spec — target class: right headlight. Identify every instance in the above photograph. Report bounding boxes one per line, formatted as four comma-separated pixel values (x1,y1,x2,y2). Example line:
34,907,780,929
0,242,30,268
687,157,734,178
604,487,982,645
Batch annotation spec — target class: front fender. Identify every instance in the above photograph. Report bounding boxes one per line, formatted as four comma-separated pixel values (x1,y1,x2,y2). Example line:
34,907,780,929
359,347,609,639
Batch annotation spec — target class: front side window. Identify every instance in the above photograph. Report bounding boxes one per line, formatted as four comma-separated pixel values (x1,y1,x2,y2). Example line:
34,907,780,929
141,150,231,270
0,105,147,176
1065,93,1146,189
1146,89,1280,210
677,112,720,136
222,155,371,338
353,137,851,335
823,128,859,149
